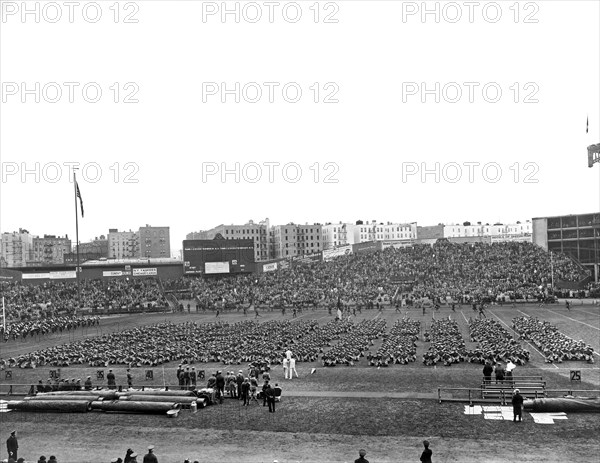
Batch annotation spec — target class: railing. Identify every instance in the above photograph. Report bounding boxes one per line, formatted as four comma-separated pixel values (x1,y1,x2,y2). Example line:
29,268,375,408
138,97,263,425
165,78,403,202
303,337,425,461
438,386,600,405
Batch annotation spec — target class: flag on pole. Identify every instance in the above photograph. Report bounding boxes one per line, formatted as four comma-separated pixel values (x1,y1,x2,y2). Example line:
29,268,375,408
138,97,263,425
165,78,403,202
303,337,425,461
75,181,84,217
586,116,589,134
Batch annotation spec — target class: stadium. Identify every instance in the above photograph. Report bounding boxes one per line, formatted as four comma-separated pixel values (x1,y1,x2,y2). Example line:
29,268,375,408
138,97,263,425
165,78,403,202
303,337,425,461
1,238,599,463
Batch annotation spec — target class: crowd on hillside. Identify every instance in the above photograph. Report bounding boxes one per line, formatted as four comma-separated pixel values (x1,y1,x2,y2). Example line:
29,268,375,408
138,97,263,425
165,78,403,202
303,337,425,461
512,316,595,363
0,278,168,322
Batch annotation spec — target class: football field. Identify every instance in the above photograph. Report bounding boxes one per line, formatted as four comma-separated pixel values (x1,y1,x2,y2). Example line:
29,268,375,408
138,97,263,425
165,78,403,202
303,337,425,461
0,303,599,463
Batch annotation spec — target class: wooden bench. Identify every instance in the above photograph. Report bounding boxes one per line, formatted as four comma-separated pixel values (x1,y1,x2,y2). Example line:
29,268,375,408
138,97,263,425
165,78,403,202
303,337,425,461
481,381,546,401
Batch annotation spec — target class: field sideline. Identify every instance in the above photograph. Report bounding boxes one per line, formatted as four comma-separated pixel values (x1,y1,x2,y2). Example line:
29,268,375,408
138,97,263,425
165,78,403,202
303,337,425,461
0,304,599,462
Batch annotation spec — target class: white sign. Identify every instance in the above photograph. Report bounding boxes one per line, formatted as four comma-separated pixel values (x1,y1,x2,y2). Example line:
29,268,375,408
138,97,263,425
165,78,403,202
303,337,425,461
323,245,353,261
263,262,278,272
205,262,230,274
49,271,76,279
103,271,124,277
22,273,51,279
133,268,157,276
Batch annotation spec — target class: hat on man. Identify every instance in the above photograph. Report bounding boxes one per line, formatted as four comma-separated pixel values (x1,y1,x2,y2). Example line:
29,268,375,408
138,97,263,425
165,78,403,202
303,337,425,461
514,389,520,394
148,445,154,450
130,453,137,458
359,449,366,456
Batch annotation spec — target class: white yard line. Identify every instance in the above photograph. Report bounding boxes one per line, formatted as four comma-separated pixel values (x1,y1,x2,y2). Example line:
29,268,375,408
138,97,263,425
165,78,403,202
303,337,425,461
544,309,600,331
573,308,600,317
488,309,558,369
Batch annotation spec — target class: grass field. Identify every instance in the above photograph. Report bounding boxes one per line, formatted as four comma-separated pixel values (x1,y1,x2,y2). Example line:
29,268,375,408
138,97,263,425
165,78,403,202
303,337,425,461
0,303,599,463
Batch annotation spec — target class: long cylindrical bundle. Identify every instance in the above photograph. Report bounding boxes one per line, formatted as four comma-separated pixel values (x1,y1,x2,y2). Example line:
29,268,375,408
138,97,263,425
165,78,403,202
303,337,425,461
524,397,600,413
8,400,92,413
25,395,100,402
118,390,197,397
120,395,198,404
39,390,118,400
90,400,180,414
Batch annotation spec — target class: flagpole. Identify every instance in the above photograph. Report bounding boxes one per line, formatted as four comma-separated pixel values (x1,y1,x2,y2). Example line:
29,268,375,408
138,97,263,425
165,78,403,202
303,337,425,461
2,296,5,333
74,171,81,310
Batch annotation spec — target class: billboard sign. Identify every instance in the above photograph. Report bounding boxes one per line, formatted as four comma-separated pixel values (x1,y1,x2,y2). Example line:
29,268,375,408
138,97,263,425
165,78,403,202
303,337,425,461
133,268,158,276
323,245,353,261
183,239,255,275
263,262,278,272
205,261,230,274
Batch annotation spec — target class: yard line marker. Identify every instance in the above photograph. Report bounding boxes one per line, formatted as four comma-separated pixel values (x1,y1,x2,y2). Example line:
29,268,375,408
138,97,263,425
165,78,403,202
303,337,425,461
544,309,600,331
460,310,469,323
573,308,600,317
517,309,530,318
488,309,558,369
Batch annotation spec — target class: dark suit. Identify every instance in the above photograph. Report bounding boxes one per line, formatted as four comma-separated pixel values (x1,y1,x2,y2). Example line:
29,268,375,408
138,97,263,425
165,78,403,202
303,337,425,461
420,448,432,463
512,392,524,421
6,434,18,460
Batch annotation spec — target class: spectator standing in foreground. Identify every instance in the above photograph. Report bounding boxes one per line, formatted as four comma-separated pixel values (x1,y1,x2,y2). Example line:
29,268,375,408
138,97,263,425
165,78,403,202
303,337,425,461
494,362,505,384
512,389,524,422
107,369,116,390
482,361,493,384
354,449,369,463
420,440,432,463
6,430,18,461
142,445,158,463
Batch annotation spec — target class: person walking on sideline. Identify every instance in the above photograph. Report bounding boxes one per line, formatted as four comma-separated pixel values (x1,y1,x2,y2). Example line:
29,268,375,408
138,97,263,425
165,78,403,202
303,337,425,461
420,440,432,463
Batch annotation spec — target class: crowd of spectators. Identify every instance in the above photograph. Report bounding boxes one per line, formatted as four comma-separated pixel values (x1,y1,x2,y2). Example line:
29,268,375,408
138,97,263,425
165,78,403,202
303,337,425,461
321,319,386,366
0,278,167,322
165,241,588,311
1,315,99,342
512,317,595,363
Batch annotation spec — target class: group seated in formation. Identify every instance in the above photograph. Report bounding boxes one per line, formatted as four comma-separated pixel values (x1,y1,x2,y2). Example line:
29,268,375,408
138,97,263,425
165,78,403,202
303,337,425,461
512,316,595,363
367,318,419,366
422,319,467,366
1,315,100,342
466,318,530,365
321,319,386,366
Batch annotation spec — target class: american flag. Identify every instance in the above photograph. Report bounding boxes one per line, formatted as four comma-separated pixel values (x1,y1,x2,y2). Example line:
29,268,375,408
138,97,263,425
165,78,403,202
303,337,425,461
76,181,84,217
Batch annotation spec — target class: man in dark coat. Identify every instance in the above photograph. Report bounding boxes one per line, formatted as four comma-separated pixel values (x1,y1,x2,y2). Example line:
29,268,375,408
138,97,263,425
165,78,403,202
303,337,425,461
266,383,276,413
142,445,158,463
6,430,18,460
215,371,225,404
236,370,244,401
107,369,116,390
482,361,494,384
512,389,524,422
420,440,432,463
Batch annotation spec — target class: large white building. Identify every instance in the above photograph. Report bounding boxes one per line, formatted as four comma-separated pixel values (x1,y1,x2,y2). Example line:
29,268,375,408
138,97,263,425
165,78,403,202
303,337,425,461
417,221,533,245
108,229,139,259
322,221,417,250
272,223,323,259
1,229,34,267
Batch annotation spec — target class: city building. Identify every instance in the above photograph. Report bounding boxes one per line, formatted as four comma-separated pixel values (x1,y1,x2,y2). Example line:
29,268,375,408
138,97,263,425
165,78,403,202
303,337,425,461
30,234,71,266
65,235,109,264
417,221,532,245
322,221,417,250
108,229,139,259
187,219,271,262
532,212,599,281
138,225,170,259
272,223,322,259
0,229,34,267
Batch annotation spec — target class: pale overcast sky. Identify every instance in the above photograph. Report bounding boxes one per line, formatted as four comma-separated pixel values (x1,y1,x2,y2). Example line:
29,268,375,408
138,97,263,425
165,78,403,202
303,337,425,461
1,0,599,255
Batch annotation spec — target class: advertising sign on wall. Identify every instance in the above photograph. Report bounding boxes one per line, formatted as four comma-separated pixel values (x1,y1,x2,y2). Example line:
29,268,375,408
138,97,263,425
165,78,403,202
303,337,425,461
133,268,158,276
